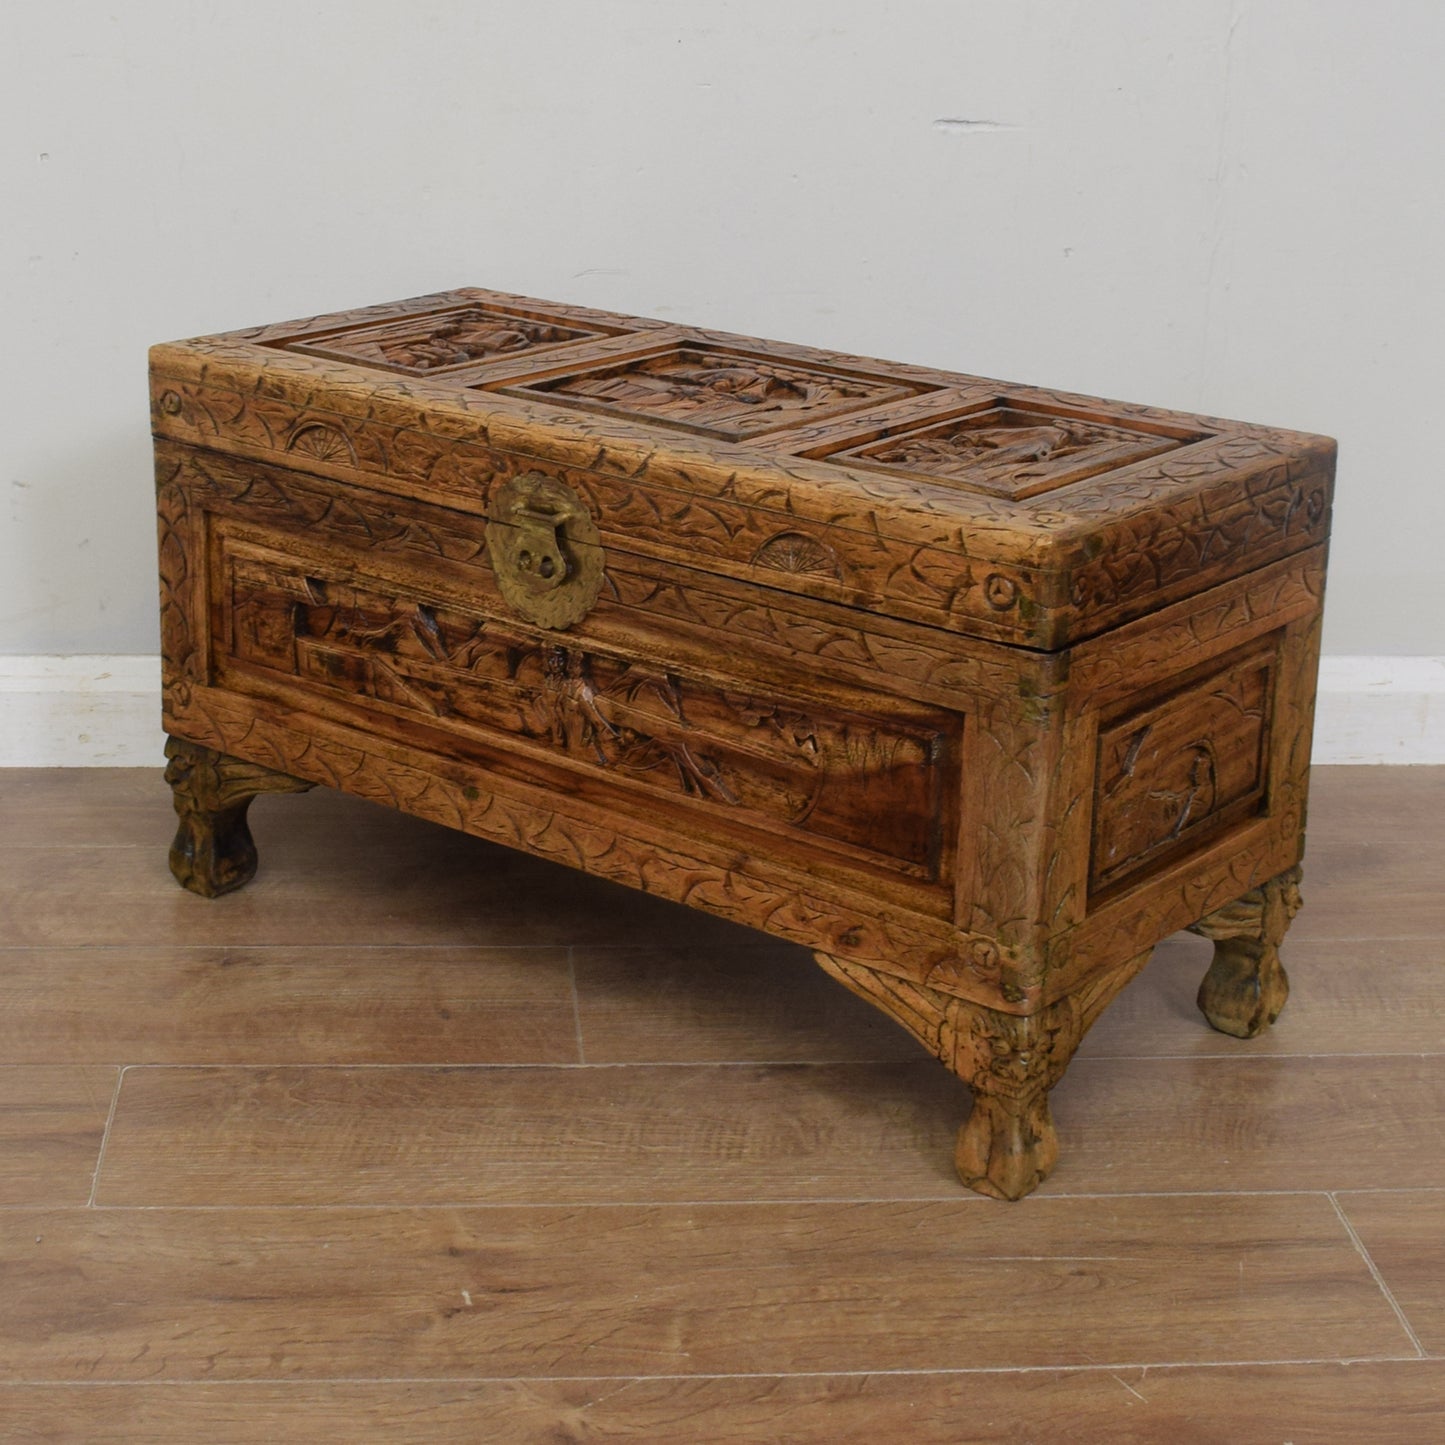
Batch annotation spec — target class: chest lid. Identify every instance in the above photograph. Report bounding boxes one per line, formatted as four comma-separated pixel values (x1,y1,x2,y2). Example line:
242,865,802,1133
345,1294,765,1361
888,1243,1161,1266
149,287,1335,650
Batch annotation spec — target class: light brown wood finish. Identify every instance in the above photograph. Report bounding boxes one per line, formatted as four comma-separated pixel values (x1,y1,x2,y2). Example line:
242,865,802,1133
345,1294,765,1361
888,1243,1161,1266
572,943,921,1063
0,1197,1412,1379
1338,1191,1445,1354
1,1364,1444,1445
93,1062,969,1205
0,765,1441,1437
1287,767,1445,941
0,946,579,1065
0,1066,116,1204
1081,932,1445,1057
151,288,1335,1198
0,831,743,950
86,1055,1445,1205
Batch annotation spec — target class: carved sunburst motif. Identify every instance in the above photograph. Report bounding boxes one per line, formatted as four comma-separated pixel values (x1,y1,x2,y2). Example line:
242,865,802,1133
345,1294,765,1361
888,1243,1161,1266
286,423,356,464
752,531,843,580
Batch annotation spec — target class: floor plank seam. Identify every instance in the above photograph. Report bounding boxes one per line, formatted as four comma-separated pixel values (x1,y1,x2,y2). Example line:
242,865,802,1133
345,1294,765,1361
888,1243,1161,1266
1078,1050,1445,1062
85,1067,127,1209
0,1356,1430,1387
7,1052,1439,1069
1329,1186,1445,1196
0,1188,1356,1212
0,942,593,953
1328,1192,1428,1358
0,941,804,953
75,1059,951,1072
566,945,586,1066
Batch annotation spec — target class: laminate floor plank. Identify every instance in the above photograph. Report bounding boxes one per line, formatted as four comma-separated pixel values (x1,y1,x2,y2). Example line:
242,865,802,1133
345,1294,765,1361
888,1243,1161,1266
1306,765,1445,829
90,1053,1445,1206
93,1062,969,1205
3,1361,1444,1444
0,767,443,852
1287,767,1445,941
1080,933,1445,1058
0,946,578,1066
0,766,1439,1436
1337,1190,1445,1354
0,841,757,951
0,768,172,849
1291,834,1445,942
573,944,919,1064
1050,1054,1445,1195
0,1066,117,1205
0,1196,1411,1380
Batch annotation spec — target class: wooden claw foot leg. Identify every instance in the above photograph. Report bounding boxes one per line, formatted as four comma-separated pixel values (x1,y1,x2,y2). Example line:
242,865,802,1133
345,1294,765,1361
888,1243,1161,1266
952,1010,1062,1201
163,736,313,897
814,948,1153,1200
1186,866,1302,1039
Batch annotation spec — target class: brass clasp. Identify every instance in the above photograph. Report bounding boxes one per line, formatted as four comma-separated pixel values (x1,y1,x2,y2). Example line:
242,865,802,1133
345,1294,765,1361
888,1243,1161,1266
510,501,573,594
486,472,604,629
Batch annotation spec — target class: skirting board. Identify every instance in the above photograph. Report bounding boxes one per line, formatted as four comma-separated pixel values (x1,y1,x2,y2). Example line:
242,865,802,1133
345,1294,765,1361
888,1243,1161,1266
0,654,1442,767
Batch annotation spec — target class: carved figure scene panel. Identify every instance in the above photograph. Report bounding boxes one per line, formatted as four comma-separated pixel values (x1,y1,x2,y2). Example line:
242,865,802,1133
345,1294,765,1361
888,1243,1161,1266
1089,645,1276,898
273,304,626,375
490,343,933,440
216,533,957,881
821,402,1208,498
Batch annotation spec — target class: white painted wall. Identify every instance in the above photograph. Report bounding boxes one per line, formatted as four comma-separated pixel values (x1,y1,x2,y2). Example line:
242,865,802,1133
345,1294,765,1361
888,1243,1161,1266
4,0,1443,663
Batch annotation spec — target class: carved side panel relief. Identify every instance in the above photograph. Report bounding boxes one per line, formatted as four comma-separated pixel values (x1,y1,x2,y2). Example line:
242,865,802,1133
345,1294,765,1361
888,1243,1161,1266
217,531,957,881
1090,646,1275,897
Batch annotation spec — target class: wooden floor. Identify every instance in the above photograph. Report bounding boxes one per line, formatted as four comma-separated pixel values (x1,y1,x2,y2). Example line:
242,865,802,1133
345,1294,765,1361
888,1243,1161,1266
0,765,1442,1442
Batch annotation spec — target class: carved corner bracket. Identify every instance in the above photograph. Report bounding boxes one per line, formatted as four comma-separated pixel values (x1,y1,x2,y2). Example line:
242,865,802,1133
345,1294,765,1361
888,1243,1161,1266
813,945,1152,1200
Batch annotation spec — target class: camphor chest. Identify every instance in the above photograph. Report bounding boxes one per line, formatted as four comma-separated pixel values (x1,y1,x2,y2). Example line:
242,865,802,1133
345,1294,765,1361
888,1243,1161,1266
152,289,1333,1198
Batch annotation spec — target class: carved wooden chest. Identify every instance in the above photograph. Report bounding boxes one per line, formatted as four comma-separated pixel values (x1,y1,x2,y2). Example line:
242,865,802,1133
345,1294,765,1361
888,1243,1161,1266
151,288,1334,1198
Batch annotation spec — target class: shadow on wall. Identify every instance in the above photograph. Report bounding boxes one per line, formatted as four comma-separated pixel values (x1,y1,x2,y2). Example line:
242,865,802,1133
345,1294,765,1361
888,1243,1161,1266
3,426,159,656
0,423,165,765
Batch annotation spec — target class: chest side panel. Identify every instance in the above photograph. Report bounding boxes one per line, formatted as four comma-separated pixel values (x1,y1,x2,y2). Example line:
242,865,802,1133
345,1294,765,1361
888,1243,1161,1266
159,441,981,922
1035,546,1326,999
216,525,952,886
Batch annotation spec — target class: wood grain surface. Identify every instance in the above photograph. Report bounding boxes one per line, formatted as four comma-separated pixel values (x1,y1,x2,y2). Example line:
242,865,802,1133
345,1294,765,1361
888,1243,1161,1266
0,947,578,1065
151,287,1336,648
0,765,1439,1439
92,1062,970,1205
0,1066,116,1204
1338,1191,1445,1354
0,1196,1411,1379
3,1363,1445,1445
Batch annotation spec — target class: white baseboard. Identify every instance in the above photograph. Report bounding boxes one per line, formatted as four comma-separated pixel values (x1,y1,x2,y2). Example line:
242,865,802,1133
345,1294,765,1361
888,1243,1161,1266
1,653,1442,767
1312,655,1445,764
0,655,164,766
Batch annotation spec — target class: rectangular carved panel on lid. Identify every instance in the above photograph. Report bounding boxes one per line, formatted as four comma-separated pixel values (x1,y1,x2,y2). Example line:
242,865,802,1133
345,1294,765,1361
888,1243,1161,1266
485,341,937,440
275,302,634,375
811,399,1209,499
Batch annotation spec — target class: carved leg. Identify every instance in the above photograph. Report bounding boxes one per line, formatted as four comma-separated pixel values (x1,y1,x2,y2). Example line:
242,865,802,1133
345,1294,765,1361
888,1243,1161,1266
814,948,1152,1200
163,736,313,897
1186,866,1302,1039
951,1003,1071,1200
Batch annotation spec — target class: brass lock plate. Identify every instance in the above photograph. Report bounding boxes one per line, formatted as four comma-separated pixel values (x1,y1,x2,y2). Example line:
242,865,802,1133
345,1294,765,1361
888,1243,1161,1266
485,472,604,629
